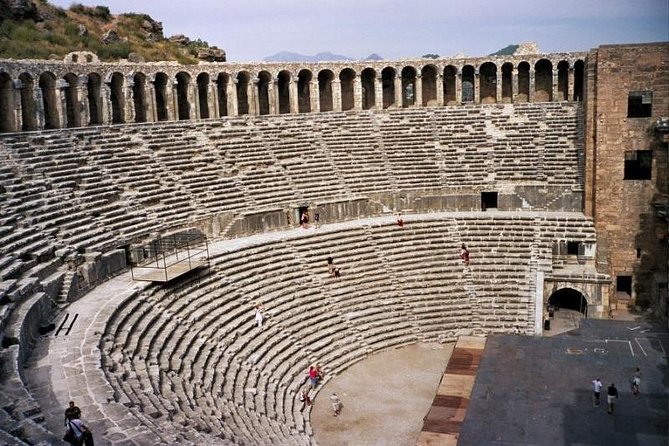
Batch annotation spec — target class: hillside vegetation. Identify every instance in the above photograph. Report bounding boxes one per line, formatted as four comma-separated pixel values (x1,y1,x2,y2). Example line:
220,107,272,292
0,0,225,63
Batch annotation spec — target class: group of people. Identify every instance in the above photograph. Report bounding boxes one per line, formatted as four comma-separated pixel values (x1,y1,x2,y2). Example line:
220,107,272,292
63,401,93,446
300,210,320,229
300,365,342,417
591,368,641,414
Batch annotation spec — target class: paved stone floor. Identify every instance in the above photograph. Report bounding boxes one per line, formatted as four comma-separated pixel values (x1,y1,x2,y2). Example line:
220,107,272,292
458,319,669,446
311,342,454,446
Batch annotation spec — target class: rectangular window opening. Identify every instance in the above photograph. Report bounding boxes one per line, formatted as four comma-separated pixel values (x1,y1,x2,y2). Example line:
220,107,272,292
627,91,652,118
481,191,498,211
624,150,652,180
616,275,632,296
567,241,580,255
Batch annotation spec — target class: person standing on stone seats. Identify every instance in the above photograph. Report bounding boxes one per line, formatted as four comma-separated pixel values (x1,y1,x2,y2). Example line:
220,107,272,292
460,244,470,266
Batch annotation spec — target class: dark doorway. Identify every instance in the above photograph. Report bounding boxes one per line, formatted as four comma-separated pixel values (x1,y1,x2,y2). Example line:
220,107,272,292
481,191,498,210
548,288,588,314
617,276,632,296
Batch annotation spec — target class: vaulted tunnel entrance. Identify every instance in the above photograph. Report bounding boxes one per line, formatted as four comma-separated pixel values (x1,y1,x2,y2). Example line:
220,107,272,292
548,288,588,315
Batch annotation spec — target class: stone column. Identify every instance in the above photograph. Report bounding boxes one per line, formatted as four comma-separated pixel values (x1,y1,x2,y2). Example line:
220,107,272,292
34,86,45,130
496,73,502,103
393,74,402,107
148,80,158,122
228,79,238,116
171,79,179,120
210,80,219,118
77,75,90,127
12,79,22,132
474,70,480,104
247,78,258,115
272,77,280,114
374,75,383,109
567,67,574,102
289,78,299,113
332,79,342,112
552,68,559,102
455,70,462,104
528,69,535,103
310,80,320,112
512,68,519,103
436,74,444,106
415,74,423,107
102,82,113,124
353,74,363,111
56,79,67,128
125,79,135,124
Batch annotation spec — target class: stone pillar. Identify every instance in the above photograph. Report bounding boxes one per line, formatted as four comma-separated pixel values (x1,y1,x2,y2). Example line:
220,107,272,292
34,86,45,130
247,78,257,115
455,70,462,104
436,74,444,106
496,73,502,103
567,67,574,102
289,78,299,114
393,75,402,107
102,82,113,124
77,75,90,127
474,70,480,104
552,68,559,102
310,80,319,112
125,79,135,124
228,79,238,117
415,74,423,107
353,74,362,111
375,75,383,110
534,271,544,336
56,79,67,128
171,79,179,120
512,68,519,103
272,77,280,114
332,79,342,112
210,80,219,118
528,69,535,103
148,80,158,122
12,79,22,132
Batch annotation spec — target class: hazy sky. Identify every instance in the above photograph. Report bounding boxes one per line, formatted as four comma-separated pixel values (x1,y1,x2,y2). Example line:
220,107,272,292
49,0,668,61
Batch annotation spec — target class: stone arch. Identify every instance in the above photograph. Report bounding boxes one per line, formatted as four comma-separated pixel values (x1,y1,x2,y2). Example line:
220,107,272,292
573,60,584,101
421,65,437,106
339,68,355,111
556,61,569,101
501,62,513,103
216,73,229,117
176,71,191,120
86,72,102,125
479,62,497,104
381,67,396,109
39,72,59,129
154,72,169,121
62,73,80,128
236,71,250,115
297,69,312,113
257,71,272,115
548,287,589,315
196,72,210,119
0,72,15,133
361,68,376,110
133,72,147,123
19,73,36,131
318,70,334,112
534,59,553,102
517,61,530,103
401,66,416,107
461,65,475,103
443,65,457,105
277,70,291,114
109,72,125,124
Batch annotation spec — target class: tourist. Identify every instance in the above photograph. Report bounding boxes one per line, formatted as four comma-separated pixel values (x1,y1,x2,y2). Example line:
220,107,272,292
64,416,91,446
591,378,602,407
64,401,81,425
460,244,470,266
314,212,320,229
513,325,520,335
315,363,324,381
631,367,641,395
607,383,618,414
396,212,404,227
300,211,309,228
330,393,341,417
333,267,341,279
254,303,264,328
299,389,312,412
327,256,334,276
308,366,319,390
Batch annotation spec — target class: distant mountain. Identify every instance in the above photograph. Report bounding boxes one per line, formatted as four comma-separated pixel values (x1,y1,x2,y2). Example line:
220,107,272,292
489,44,519,56
264,51,353,62
364,53,383,61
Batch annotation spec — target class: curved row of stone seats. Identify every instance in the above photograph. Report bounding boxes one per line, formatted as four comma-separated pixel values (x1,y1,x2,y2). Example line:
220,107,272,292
98,213,595,444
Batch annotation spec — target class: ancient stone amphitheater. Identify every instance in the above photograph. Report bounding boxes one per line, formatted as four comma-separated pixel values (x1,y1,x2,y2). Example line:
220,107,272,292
0,42,666,445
